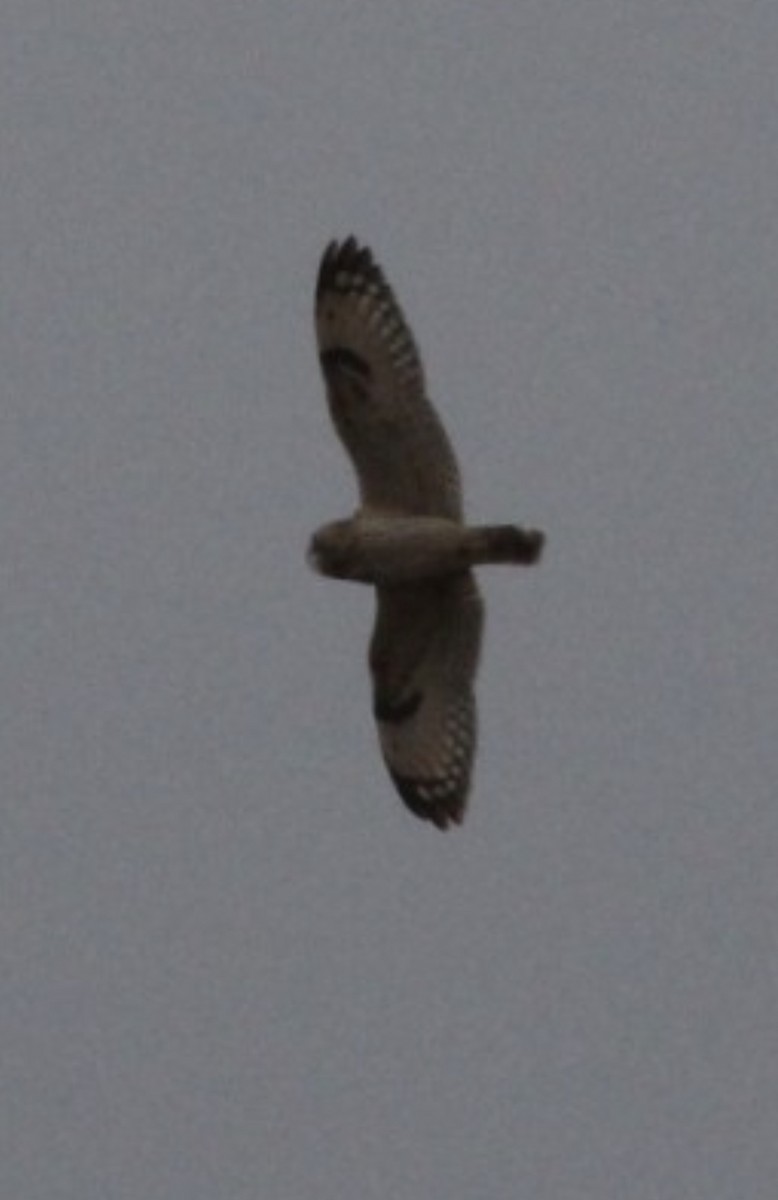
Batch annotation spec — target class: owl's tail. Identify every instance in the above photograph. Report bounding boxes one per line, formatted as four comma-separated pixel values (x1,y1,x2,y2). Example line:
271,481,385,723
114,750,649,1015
466,524,545,566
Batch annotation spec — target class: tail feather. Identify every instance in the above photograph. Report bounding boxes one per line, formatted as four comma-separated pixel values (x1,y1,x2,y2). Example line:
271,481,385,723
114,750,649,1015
472,525,545,565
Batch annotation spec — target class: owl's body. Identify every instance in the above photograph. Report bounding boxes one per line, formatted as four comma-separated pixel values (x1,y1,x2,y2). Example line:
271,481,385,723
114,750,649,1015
310,516,543,586
310,238,544,829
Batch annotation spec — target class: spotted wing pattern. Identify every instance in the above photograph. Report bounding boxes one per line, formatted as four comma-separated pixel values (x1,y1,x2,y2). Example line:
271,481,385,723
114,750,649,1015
316,238,462,519
369,575,484,829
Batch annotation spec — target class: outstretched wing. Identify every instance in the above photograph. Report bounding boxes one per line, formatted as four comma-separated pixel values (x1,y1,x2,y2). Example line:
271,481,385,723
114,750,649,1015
369,574,483,829
316,238,463,519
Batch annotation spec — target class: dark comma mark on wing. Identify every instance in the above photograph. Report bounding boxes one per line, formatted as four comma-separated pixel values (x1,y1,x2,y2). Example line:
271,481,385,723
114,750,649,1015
373,690,422,724
319,346,373,402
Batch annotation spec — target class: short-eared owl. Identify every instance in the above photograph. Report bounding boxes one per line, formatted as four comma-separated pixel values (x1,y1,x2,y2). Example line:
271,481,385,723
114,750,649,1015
309,238,544,829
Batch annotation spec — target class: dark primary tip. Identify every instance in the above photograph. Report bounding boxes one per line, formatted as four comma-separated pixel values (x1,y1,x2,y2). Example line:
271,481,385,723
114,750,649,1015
389,770,466,831
316,237,382,299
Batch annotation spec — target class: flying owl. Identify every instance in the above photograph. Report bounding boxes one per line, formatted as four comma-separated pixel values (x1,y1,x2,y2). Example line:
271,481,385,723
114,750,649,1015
309,238,544,829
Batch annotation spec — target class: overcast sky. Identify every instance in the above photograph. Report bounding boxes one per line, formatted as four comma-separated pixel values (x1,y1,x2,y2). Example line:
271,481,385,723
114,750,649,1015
2,3,777,1197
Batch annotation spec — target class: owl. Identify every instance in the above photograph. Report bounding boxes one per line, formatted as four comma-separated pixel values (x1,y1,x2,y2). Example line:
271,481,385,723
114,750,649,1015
309,238,544,829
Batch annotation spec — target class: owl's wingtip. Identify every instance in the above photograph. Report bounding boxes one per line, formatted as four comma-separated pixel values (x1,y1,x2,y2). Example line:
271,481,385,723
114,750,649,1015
389,770,468,831
316,236,380,299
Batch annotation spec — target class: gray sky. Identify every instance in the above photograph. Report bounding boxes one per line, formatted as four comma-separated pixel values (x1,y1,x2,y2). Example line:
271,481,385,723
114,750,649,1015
2,3,777,1197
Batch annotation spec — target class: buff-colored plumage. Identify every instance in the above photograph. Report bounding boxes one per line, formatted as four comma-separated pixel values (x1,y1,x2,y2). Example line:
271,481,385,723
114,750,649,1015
310,238,544,829
316,239,462,520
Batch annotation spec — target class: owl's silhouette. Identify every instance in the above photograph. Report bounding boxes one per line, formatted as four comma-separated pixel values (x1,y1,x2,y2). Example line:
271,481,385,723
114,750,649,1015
309,238,544,829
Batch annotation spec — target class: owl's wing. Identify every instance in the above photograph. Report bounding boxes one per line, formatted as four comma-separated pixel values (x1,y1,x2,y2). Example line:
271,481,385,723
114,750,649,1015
316,238,463,520
369,574,483,828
